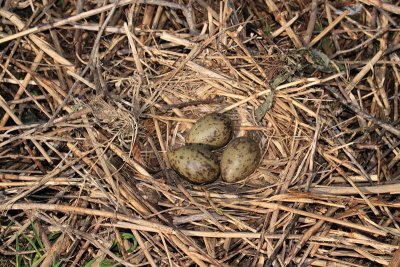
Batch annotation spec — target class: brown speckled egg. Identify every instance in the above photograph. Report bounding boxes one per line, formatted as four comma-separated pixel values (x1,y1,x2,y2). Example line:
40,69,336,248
186,113,232,149
220,137,260,183
167,145,220,184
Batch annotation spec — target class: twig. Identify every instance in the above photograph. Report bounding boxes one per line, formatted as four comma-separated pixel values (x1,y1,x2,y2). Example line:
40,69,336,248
389,248,400,267
249,201,387,236
332,27,389,58
309,183,400,195
0,0,198,45
264,0,303,48
309,9,349,47
359,0,400,15
325,85,400,137
159,96,224,110
284,207,339,265
303,0,318,46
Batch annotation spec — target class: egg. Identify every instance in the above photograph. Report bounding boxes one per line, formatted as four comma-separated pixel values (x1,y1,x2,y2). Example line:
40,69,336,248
167,145,220,184
220,137,260,183
186,113,232,149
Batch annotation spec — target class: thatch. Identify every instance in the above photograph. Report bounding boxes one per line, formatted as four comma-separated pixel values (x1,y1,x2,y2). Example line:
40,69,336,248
0,0,399,266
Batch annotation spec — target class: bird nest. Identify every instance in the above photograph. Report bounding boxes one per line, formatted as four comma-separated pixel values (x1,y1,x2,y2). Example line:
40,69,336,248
1,1,400,266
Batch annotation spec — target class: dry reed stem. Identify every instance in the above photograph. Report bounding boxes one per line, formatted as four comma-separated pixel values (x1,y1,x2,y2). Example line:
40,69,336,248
1,1,399,266
0,0,198,44
310,183,400,195
0,51,43,127
360,0,400,15
309,10,349,47
264,0,302,48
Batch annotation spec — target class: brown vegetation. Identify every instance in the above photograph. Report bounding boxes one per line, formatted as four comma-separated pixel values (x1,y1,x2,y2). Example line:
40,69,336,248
0,0,399,266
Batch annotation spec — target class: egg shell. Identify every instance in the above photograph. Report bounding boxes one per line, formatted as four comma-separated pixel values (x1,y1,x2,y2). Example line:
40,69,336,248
167,144,220,184
186,113,232,149
220,137,260,183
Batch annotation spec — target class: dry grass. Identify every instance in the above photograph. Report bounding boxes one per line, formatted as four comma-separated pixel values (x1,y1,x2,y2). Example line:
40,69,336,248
0,0,399,266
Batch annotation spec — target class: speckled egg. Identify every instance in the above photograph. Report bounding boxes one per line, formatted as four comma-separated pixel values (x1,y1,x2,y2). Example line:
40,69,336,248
167,145,220,184
220,137,260,183
186,113,232,149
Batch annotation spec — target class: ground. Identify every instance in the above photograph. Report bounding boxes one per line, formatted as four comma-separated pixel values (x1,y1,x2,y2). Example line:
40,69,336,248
0,0,399,266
